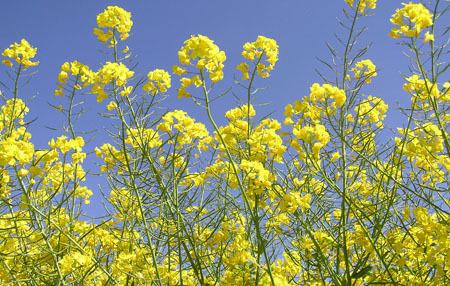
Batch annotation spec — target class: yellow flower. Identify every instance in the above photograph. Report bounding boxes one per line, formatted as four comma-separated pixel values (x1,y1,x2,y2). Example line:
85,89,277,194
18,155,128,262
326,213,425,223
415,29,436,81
309,83,346,108
106,101,118,111
91,62,134,102
224,104,256,121
345,0,377,14
2,59,13,67
172,65,187,75
403,74,443,103
331,152,341,162
240,35,279,78
236,62,250,80
424,31,434,43
354,96,388,127
94,6,133,45
174,35,226,98
48,135,85,153
143,69,171,95
125,127,162,149
390,2,433,39
0,98,29,129
2,39,39,69
293,124,330,160
352,59,377,84
177,35,225,85
0,138,34,166
157,110,210,149
54,61,95,96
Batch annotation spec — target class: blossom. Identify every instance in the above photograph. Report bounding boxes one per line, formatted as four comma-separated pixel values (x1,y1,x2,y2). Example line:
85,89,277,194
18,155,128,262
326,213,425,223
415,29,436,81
143,69,171,95
345,0,377,14
91,62,134,102
235,62,249,80
54,61,95,96
2,39,39,69
293,124,330,160
173,35,226,98
390,3,433,39
352,59,377,84
94,6,133,45
354,96,388,128
424,31,434,43
238,35,279,79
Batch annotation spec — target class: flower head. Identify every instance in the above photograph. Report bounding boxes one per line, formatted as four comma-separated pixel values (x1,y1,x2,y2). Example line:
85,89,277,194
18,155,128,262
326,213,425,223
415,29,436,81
143,69,171,95
238,36,279,79
2,39,39,69
345,0,377,14
91,62,134,102
352,59,377,84
174,35,226,98
94,6,133,46
390,3,433,39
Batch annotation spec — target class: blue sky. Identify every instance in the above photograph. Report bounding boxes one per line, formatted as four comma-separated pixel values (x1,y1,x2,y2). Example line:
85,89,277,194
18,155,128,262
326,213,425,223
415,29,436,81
0,1,424,213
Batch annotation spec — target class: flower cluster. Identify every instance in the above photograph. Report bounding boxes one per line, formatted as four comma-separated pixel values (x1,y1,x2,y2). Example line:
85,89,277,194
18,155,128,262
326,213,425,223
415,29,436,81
0,98,29,129
158,110,211,150
397,123,448,183
174,35,226,97
351,59,377,84
284,83,346,126
93,5,133,45
237,35,279,79
0,129,34,167
54,61,96,96
345,0,377,14
142,69,171,95
390,2,433,38
403,74,449,104
91,62,135,102
292,124,330,160
1,39,39,69
354,95,388,128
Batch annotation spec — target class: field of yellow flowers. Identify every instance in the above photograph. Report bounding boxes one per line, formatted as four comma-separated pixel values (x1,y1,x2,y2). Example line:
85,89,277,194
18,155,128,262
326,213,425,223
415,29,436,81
0,0,449,285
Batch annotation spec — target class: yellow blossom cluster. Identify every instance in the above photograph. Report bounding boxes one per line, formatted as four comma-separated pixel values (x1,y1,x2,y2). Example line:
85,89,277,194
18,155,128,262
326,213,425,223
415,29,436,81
237,35,279,79
397,123,449,183
219,104,285,162
0,98,29,129
1,39,39,69
386,208,450,284
248,118,286,162
109,188,143,221
125,127,162,149
224,104,256,121
91,62,135,102
240,159,275,196
0,128,34,167
48,135,85,154
95,143,127,173
345,0,377,14
354,95,388,128
403,74,449,104
390,2,433,38
54,61,96,96
158,110,211,151
174,35,226,98
351,59,377,84
284,83,346,125
292,123,330,160
93,5,133,45
142,68,171,95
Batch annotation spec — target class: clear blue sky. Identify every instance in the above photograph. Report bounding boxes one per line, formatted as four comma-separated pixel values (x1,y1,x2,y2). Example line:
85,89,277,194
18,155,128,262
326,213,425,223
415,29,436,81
0,1,418,214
